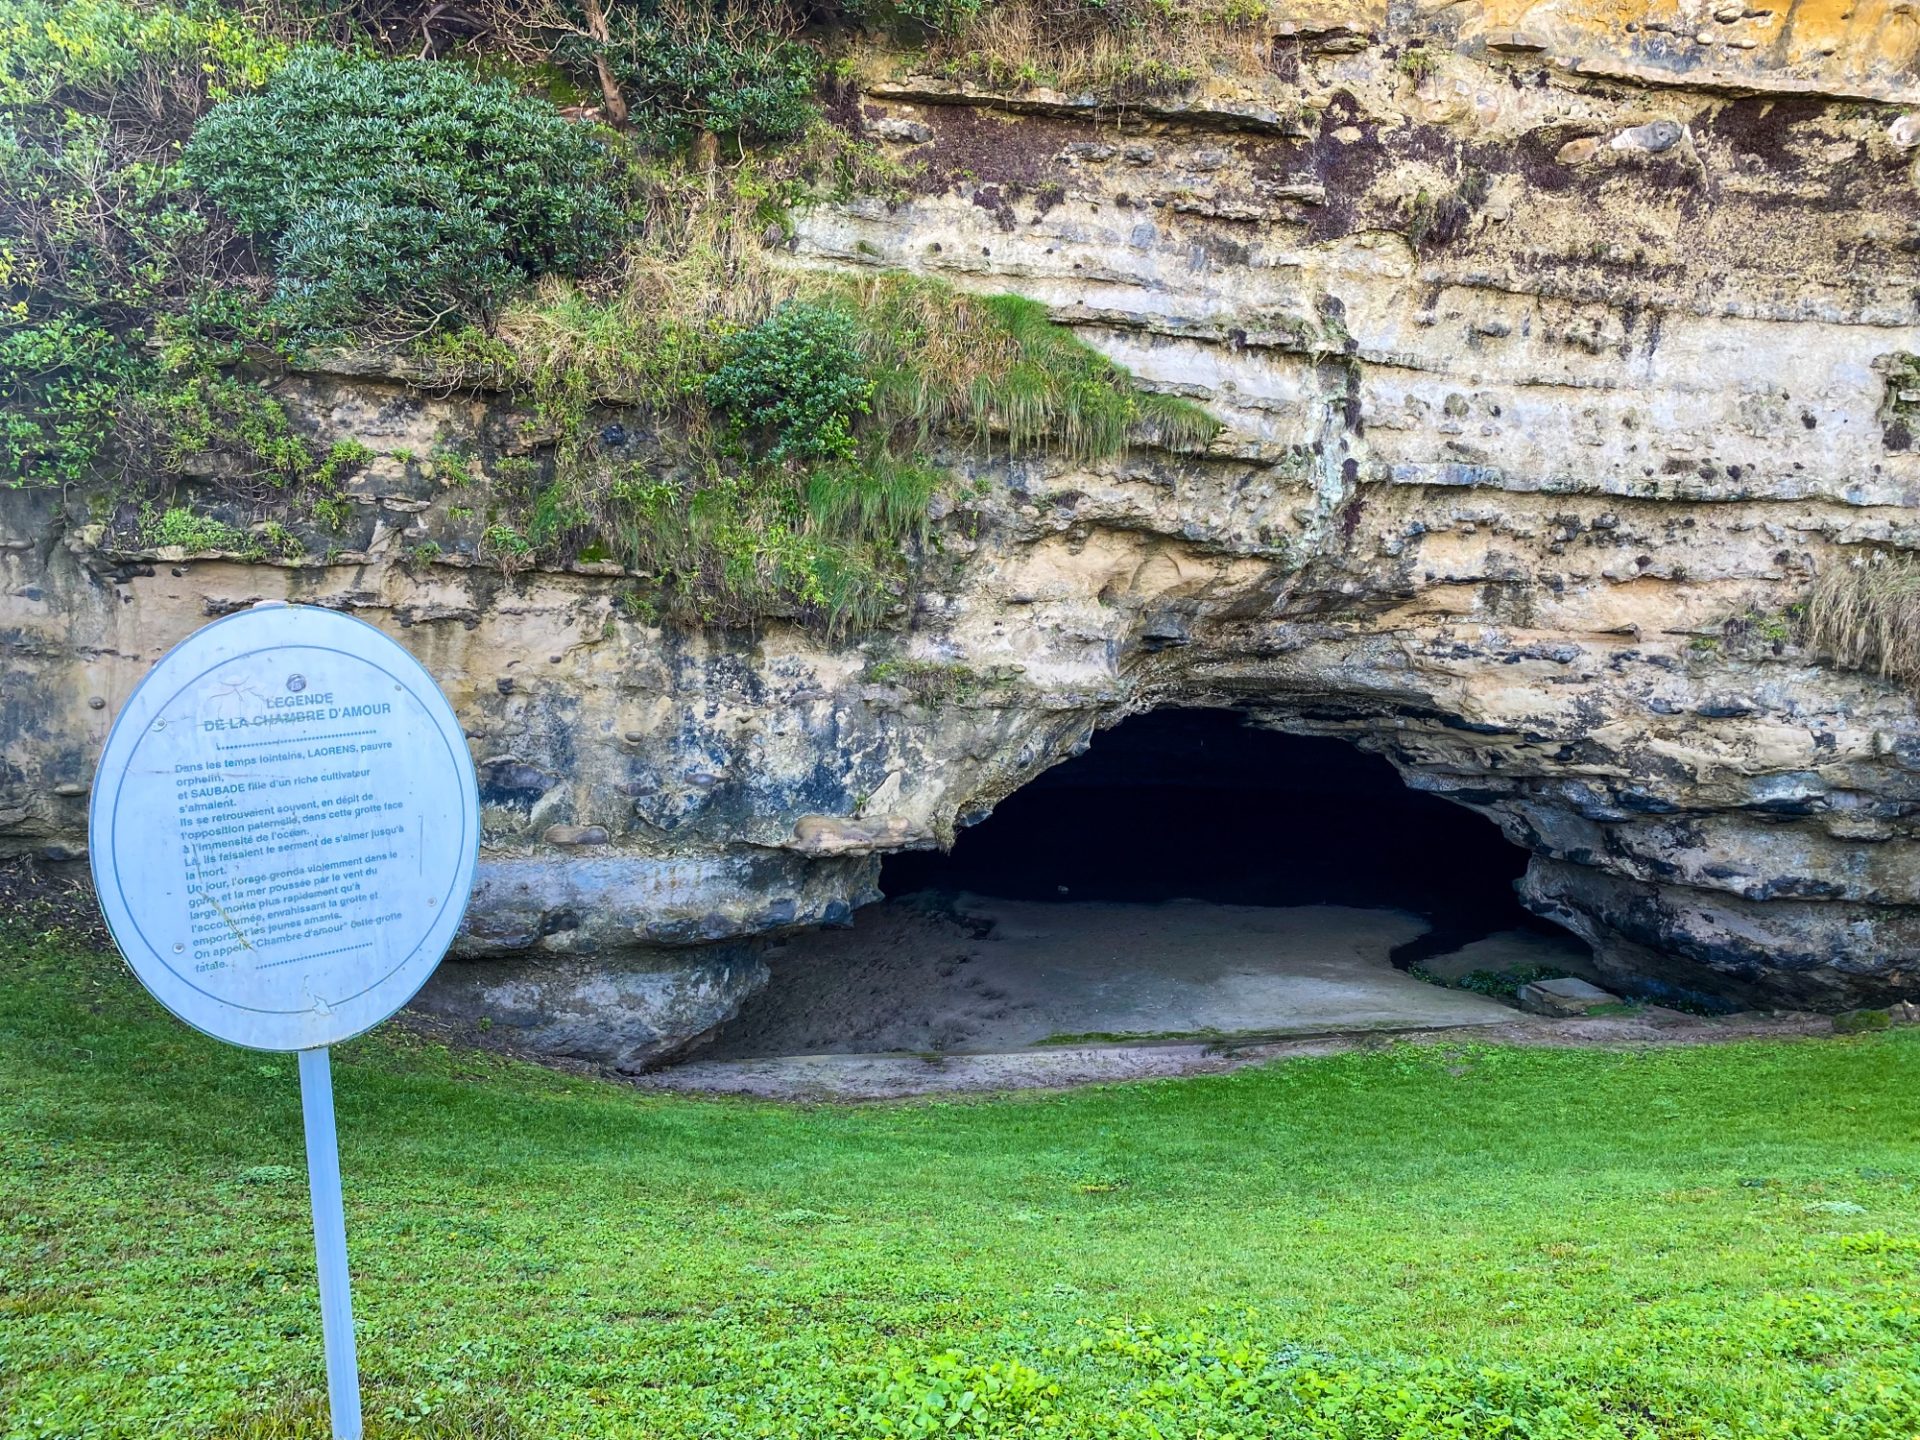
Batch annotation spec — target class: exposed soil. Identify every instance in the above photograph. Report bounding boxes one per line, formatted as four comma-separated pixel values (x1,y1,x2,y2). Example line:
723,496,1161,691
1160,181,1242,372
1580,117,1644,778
0,857,106,943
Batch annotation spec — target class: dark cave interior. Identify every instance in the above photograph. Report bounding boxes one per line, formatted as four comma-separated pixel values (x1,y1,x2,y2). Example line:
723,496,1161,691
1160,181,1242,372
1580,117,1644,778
881,707,1574,967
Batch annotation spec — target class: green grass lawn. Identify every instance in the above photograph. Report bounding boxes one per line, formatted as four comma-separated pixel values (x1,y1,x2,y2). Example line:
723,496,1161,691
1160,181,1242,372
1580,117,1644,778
4,925,1919,1439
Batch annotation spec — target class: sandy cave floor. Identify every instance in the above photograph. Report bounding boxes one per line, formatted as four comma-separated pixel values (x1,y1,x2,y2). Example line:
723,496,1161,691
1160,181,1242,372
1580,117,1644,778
629,891,1828,1100
702,891,1572,1060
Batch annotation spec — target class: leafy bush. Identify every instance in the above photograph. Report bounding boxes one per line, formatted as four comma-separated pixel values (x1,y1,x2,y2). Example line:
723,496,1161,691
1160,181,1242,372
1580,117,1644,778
603,20,818,145
0,0,283,111
0,320,132,485
0,0,291,485
183,50,621,332
268,195,526,337
704,300,872,463
138,502,256,554
856,0,986,39
141,367,314,487
553,5,820,148
0,0,283,323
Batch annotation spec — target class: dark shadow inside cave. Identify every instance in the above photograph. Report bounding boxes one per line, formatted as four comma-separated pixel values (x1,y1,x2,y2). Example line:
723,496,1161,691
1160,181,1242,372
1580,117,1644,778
882,708,1562,967
701,709,1597,1064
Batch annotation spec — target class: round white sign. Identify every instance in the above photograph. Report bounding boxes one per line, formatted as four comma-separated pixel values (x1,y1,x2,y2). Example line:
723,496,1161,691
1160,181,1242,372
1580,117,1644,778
89,604,480,1051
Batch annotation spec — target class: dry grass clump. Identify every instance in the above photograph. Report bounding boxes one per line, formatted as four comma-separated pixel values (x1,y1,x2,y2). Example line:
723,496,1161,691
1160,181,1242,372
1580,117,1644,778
929,0,1270,99
1805,550,1920,690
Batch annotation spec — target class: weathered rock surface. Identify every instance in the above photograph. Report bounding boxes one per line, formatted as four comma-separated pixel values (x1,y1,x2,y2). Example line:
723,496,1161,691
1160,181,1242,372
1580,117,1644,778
411,942,773,1072
7,9,1920,1061
1515,975,1622,1017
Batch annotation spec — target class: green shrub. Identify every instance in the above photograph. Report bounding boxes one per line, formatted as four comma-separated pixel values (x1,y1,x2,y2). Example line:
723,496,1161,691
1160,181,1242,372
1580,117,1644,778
0,0,283,109
0,320,132,486
0,0,302,487
0,0,284,324
140,365,313,483
576,19,819,146
139,502,256,554
312,439,374,489
704,300,872,463
856,0,985,39
267,194,525,336
183,50,622,333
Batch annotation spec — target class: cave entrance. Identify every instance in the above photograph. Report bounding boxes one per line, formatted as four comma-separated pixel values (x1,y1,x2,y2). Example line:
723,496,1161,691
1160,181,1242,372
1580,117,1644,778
707,709,1593,1060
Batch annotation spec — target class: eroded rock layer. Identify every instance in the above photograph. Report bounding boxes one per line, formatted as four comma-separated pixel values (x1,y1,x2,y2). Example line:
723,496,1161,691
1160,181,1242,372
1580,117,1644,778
7,8,1920,1060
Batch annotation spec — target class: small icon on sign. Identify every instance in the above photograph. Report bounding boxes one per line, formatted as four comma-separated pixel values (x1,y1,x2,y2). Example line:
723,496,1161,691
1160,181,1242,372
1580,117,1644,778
287,674,307,693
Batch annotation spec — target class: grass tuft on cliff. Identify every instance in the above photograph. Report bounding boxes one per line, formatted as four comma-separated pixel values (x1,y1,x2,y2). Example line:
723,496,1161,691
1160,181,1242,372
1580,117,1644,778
488,263,1216,633
918,0,1272,100
1806,550,1920,691
7,921,1920,1437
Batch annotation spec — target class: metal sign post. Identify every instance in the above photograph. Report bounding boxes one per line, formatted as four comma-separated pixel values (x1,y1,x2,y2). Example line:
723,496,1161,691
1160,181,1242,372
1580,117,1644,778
89,603,480,1440
300,1047,364,1440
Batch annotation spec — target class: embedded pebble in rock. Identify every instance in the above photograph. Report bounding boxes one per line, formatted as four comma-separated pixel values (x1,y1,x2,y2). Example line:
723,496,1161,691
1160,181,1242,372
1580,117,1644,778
1610,120,1684,153
868,117,932,145
542,824,611,847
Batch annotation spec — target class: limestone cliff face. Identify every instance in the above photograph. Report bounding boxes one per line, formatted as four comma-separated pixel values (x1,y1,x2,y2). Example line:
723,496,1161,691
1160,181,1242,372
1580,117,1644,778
6,6,1920,1063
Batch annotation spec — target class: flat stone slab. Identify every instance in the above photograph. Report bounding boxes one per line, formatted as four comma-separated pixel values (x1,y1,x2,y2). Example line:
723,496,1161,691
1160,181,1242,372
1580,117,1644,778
1517,976,1623,1017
